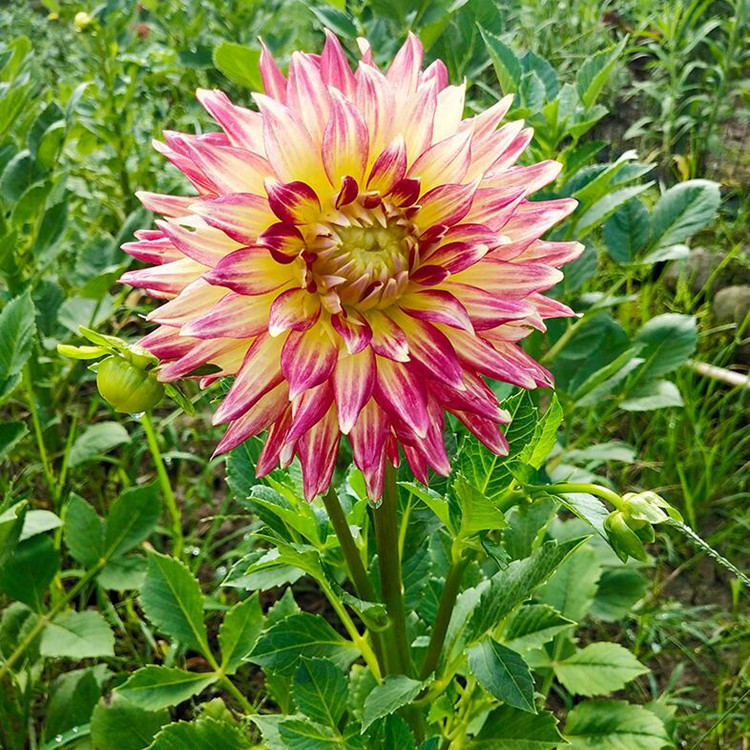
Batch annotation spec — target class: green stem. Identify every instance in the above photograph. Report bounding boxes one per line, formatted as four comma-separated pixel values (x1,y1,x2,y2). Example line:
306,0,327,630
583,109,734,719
530,482,625,511
23,365,55,496
420,549,472,680
373,463,411,677
141,412,184,559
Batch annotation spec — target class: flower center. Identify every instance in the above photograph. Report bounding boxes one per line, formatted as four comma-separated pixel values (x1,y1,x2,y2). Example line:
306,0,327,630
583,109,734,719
303,209,417,315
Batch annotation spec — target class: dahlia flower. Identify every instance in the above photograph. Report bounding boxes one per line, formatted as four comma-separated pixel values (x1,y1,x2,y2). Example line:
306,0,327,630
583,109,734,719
121,32,582,501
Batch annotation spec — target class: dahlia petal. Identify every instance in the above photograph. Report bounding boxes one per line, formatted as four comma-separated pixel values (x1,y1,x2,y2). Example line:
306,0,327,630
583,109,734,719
465,120,525,180
386,32,423,100
349,398,389,475
259,42,288,102
367,136,407,194
287,381,335,443
482,338,554,387
374,358,428,437
265,179,321,224
120,258,206,296
183,141,270,195
287,52,331,143
423,241,489,274
323,88,369,185
281,323,339,400
122,235,182,265
333,348,375,434
452,409,509,456
321,30,356,98
496,199,578,252
152,137,216,193
335,175,360,208
297,406,340,500
214,334,285,424
416,181,477,232
203,246,292,296
409,264,450,286
464,187,525,230
510,239,585,266
401,79,437,161
147,279,227,326
402,443,429,484
390,177,421,207
368,311,409,361
530,292,577,320
486,127,535,174
408,130,472,191
191,194,275,244
450,283,537,330
136,191,196,217
483,160,562,195
331,309,373,354
355,63,395,158
181,291,273,339
421,59,449,91
256,407,293,477
268,288,321,336
140,324,195,361
431,370,508,421
196,88,265,153
456,258,563,298
214,382,290,455
432,83,466,143
399,289,473,331
258,223,305,263
470,94,514,140
159,338,247,382
157,217,243,266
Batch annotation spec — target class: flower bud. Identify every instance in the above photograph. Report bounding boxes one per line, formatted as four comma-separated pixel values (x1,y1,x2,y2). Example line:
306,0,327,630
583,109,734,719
604,510,648,563
73,11,93,31
96,356,164,414
622,491,682,524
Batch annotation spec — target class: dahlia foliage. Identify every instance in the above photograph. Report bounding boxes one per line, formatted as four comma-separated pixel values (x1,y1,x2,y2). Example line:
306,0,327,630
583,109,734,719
121,32,582,500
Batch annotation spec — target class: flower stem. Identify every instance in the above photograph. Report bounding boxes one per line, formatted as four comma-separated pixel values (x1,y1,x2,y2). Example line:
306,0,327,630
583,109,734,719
141,412,184,559
373,462,411,676
420,549,472,680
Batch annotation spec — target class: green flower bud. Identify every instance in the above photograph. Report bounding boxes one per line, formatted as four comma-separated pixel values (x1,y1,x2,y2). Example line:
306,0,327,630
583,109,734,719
96,356,164,414
622,491,682,524
604,510,648,563
73,11,93,31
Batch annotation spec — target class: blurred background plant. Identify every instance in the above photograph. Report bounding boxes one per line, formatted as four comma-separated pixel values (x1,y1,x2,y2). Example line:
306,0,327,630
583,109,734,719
0,0,749,747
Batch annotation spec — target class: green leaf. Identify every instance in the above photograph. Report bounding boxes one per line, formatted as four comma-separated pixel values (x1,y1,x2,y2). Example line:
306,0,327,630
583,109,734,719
401,482,453,531
0,420,27,460
537,544,600,622
503,604,576,652
249,612,359,676
468,638,536,713
454,473,507,538
479,27,521,94
633,313,697,379
564,700,670,749
362,674,423,731
90,694,170,750
576,38,627,108
0,533,59,611
277,718,342,749
604,198,650,262
368,715,416,750
650,179,720,250
40,610,115,658
469,705,564,748
520,394,563,470
45,665,109,739
554,642,649,696
19,509,62,541
212,42,262,90
140,550,210,655
64,494,105,569
218,595,264,675
69,422,130,467
308,4,358,39
104,483,161,559
620,379,683,411
118,667,217,711
590,568,649,622
292,657,348,728
0,291,36,403
98,554,147,591
148,717,251,749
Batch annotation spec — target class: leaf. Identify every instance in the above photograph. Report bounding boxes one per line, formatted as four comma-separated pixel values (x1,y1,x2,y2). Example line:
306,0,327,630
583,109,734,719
98,554,147,591
520,394,563,470
0,420,27,460
604,198,650,262
218,595,264,675
454,473,507,538
148,717,252,749
503,604,576,652
45,665,109,739
576,183,653,238
0,291,36,402
368,715,416,750
40,610,115,658
104,483,161,559
212,42,262,90
19,509,62,541
537,544,600,622
362,675,424,731
69,422,130,467
555,642,649,697
620,380,683,411
249,612,359,676
292,657,348,728
90,694,170,750
590,568,649,622
117,667,217,711
0,533,59,611
468,638,536,713
564,700,670,749
277,718,342,749
650,179,720,250
468,705,564,748
633,313,697,379
576,38,627,108
479,27,521,94
140,550,210,655
64,494,105,569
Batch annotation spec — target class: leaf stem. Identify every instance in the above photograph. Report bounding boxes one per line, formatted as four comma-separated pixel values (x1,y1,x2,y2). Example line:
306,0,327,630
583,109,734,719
140,412,184,559
23,365,55,496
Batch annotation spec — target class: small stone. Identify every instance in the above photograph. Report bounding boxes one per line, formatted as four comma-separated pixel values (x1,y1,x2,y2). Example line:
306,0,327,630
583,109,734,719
663,246,726,295
712,285,750,326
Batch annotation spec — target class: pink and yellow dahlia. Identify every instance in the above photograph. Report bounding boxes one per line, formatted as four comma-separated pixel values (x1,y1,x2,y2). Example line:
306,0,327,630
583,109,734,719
121,32,582,500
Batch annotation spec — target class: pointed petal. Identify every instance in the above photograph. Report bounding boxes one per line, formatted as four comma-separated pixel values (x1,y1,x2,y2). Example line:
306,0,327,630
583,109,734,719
452,409,509,456
287,381,335,443
268,288,321,336
183,141,270,194
355,62,396,157
373,358,428,437
399,289,473,331
333,348,375,434
386,32,423,99
281,323,339,400
191,194,275,244
367,136,407,194
120,258,206,296
203,246,293,295
265,178,321,224
422,240,489,274
181,291,273,339
323,88,369,185
298,407,340,500
256,407,293,477
457,258,563,297
432,83,466,142
407,129,472,191
349,399,389,499
136,191,196,217
416,181,477,232
368,311,409,361
196,88,265,153
331,309,373,354
157,217,243,266
147,279,227,326
258,223,305,264
259,42,288,102
286,52,331,143
321,30,356,98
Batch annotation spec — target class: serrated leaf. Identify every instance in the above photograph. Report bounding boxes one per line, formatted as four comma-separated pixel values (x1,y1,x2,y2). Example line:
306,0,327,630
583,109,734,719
554,642,649,696
219,595,264,675
468,705,563,748
633,313,697,379
277,718,342,749
521,394,563,470
69,422,130,467
604,198,650,263
468,638,536,713
90,694,170,750
503,604,576,652
118,667,217,711
620,379,683,411
362,675,423,731
0,533,59,611
479,27,521,94
213,42,262,90
249,612,359,676
64,494,105,569
40,610,114,658
564,700,669,749
104,483,161,559
576,37,627,108
537,544,600,622
293,657,348,728
650,179,720,250
148,717,251,749
140,551,210,655
0,291,36,403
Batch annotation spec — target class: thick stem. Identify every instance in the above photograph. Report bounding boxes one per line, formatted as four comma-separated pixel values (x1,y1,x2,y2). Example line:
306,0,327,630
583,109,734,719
373,463,411,676
420,551,471,680
141,412,184,559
